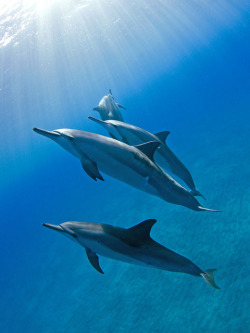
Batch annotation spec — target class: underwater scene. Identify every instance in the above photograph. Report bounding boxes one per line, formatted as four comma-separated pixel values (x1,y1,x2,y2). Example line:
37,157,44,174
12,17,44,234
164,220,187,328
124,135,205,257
0,1,250,332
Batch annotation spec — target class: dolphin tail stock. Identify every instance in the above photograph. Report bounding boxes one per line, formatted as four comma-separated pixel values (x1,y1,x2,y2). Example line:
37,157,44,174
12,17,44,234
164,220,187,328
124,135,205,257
201,269,220,289
197,206,223,212
189,188,206,200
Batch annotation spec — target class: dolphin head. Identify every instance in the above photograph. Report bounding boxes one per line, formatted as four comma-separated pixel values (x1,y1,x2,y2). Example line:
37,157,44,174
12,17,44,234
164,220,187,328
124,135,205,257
33,128,74,141
42,222,80,242
42,221,105,247
93,96,109,111
33,127,80,156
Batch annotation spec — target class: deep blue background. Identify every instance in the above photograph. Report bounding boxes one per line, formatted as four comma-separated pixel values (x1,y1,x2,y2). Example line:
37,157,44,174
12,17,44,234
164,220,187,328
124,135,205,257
0,1,249,332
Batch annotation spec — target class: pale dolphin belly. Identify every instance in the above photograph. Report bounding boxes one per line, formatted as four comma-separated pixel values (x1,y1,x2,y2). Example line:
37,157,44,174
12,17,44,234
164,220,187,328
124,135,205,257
78,235,202,276
79,142,161,197
58,133,202,211
78,236,149,267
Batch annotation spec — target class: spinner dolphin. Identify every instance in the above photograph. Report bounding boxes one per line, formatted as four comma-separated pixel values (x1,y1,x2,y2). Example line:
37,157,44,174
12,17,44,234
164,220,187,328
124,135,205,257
89,117,204,198
93,89,126,123
43,219,220,289
33,127,221,212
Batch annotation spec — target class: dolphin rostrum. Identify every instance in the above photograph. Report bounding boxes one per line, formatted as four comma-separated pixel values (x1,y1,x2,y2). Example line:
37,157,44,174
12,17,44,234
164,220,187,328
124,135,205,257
33,127,221,212
93,89,126,123
88,117,204,199
42,219,220,289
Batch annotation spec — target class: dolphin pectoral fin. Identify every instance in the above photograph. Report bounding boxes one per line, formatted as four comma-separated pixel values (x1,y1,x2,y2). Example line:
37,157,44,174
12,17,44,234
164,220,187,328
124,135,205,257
154,131,170,143
81,159,104,181
93,106,100,112
134,141,161,161
201,269,220,289
117,103,126,110
86,248,104,274
109,133,118,140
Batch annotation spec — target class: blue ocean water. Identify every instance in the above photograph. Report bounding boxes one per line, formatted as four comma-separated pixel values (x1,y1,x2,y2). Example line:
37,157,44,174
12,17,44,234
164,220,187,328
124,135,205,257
0,1,250,332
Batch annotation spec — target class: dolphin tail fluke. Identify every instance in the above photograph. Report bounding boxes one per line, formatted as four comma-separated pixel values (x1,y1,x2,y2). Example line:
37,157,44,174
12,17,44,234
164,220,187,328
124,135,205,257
201,269,220,289
197,206,223,212
189,189,206,200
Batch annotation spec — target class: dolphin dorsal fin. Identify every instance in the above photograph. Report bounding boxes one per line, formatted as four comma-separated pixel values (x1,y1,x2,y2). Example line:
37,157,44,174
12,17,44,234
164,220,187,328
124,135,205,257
154,131,170,143
128,219,157,241
134,141,160,161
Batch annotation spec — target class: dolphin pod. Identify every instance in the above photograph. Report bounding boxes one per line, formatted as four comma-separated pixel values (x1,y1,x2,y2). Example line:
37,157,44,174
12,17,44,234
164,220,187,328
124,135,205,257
88,117,204,198
35,89,222,289
93,89,126,124
33,127,220,212
42,219,220,289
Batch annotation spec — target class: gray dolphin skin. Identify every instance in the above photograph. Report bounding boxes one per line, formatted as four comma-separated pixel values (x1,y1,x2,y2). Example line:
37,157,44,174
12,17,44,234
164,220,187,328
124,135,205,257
33,127,221,212
93,89,125,123
42,219,220,289
88,117,204,199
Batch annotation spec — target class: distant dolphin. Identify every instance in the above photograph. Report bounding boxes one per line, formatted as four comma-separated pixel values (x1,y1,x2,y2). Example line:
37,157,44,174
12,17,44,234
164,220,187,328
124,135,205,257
88,117,204,198
42,219,220,289
33,127,221,212
93,89,126,123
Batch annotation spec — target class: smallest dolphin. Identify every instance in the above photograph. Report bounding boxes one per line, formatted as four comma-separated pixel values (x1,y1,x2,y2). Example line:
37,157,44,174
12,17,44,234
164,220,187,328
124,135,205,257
42,219,220,289
93,89,126,124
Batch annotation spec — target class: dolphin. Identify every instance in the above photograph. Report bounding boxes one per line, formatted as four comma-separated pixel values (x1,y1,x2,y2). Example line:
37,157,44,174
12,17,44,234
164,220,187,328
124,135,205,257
33,127,221,212
93,89,126,124
88,117,204,199
42,219,220,289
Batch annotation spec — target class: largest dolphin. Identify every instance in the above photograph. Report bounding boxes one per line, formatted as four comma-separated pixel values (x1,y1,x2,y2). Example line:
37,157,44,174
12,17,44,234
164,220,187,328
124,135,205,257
42,219,220,289
33,127,220,212
89,117,204,198
93,89,126,123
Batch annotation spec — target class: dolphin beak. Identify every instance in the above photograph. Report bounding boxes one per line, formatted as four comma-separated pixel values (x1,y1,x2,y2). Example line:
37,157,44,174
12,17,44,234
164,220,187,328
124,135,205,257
42,223,64,233
88,116,105,125
33,128,60,139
